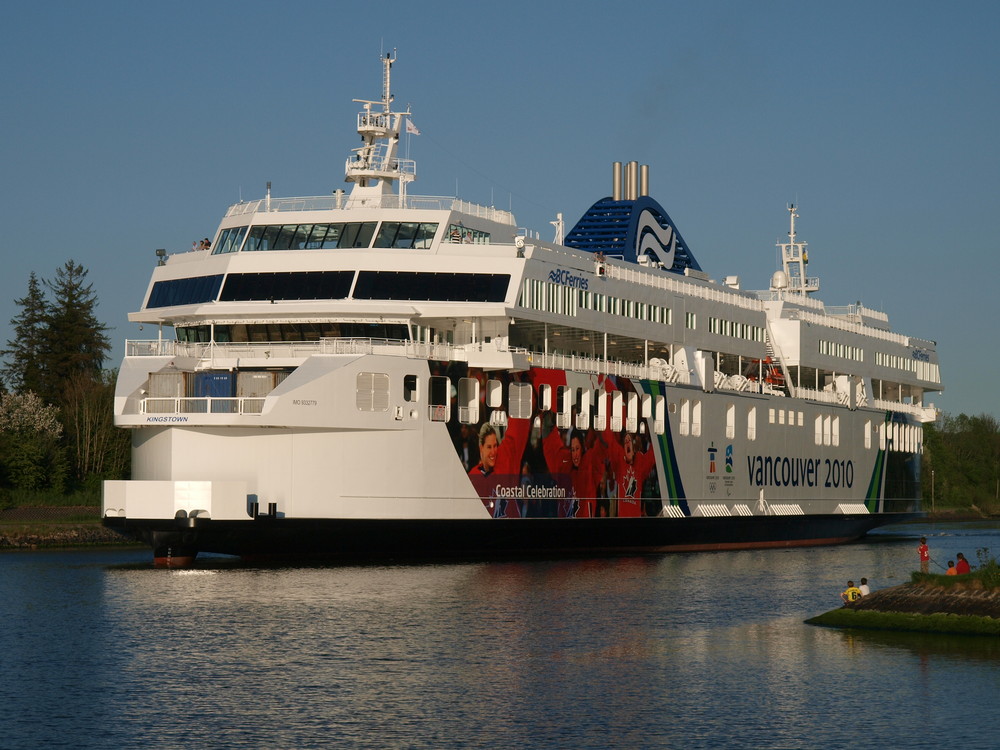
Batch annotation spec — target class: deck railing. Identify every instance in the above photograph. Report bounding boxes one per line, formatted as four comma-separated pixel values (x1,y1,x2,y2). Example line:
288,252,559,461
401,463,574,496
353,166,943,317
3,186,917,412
222,194,516,225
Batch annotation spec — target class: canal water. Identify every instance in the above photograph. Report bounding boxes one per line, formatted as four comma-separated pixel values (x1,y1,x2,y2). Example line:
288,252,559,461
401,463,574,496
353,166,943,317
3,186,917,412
3,522,1000,749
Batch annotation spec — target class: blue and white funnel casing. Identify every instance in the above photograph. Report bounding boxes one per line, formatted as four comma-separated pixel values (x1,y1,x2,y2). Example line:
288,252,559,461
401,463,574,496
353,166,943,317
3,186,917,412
564,160,702,273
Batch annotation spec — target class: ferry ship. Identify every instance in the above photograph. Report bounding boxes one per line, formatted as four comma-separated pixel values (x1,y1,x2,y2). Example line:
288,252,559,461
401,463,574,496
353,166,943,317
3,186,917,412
103,54,941,567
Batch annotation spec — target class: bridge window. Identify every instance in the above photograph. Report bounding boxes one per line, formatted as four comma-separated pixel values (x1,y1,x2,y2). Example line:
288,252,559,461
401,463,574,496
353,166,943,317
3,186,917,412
374,222,439,249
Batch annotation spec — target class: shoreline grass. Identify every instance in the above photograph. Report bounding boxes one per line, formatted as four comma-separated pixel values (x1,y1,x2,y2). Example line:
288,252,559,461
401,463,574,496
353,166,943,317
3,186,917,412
806,608,1000,636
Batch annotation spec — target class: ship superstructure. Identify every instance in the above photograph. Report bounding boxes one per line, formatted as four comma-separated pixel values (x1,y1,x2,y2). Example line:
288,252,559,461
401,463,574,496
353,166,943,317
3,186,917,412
103,55,941,566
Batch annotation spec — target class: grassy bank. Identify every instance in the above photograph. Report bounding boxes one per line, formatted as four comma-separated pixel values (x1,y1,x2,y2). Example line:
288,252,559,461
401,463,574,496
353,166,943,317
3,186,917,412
806,608,1000,636
808,563,1000,636
0,504,137,549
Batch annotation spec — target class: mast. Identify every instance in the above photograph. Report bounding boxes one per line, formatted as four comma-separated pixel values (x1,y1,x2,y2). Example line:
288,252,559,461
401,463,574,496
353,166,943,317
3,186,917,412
776,204,819,295
344,51,416,205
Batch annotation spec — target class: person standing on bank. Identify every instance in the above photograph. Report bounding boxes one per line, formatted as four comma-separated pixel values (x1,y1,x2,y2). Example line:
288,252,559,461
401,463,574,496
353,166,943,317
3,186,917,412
917,537,930,574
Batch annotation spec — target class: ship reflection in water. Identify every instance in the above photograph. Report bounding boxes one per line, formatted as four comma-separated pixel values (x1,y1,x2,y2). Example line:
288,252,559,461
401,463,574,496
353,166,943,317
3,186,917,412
3,522,1000,749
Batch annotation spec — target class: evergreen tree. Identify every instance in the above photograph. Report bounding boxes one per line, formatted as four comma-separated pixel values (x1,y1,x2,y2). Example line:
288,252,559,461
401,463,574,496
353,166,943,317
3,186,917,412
1,272,50,394
40,260,111,405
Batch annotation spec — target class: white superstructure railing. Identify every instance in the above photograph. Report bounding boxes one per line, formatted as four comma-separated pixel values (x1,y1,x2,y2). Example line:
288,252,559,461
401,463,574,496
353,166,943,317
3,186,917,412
599,262,765,313
223,194,516,225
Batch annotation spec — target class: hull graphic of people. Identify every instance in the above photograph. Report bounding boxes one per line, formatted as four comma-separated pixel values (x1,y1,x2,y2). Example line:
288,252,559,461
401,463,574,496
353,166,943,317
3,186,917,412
542,422,607,517
468,418,531,518
604,428,657,517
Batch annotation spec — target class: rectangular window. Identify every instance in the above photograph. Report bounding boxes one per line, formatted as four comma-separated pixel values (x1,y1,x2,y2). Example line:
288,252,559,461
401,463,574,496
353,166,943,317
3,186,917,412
458,377,480,424
610,391,623,432
403,374,419,402
213,226,248,254
576,388,592,430
374,222,439,249
429,375,450,422
625,392,638,433
593,391,607,431
556,385,572,429
487,379,503,408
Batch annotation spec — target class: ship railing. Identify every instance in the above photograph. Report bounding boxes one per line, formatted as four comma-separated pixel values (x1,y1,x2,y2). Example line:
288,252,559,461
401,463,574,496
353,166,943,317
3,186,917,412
794,386,851,407
126,339,178,357
871,398,938,422
530,352,653,381
790,309,909,346
753,290,826,310
599,261,764,313
223,194,516,225
824,304,889,323
793,385,937,420
125,337,477,364
142,397,266,415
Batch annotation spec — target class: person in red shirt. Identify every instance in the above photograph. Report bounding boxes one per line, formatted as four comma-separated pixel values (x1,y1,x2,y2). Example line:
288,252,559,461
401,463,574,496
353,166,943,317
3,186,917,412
955,552,971,574
468,418,530,518
542,424,607,517
917,537,930,574
604,428,657,517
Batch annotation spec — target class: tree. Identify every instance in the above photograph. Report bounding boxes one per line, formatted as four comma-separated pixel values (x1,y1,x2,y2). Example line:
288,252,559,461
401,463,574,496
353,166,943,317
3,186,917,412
61,370,130,486
39,260,111,405
1,272,50,394
0,391,67,492
924,412,1000,513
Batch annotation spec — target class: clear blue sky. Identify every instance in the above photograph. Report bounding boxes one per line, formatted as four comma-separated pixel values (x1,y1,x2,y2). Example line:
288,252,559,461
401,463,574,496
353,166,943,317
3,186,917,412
2,1,997,418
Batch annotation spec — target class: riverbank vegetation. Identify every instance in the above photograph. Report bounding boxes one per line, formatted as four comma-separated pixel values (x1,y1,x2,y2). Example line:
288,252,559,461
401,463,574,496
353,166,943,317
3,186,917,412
806,608,1000,636
923,414,1000,516
0,261,129,511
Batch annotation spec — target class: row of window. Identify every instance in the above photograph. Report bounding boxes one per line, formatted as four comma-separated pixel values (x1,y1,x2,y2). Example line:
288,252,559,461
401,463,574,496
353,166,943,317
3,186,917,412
519,278,673,326
359,372,670,435
176,322,410,343
146,271,511,308
518,280,768,346
708,316,766,343
213,221,447,254
819,339,864,362
447,224,490,244
874,351,941,384
355,371,920,454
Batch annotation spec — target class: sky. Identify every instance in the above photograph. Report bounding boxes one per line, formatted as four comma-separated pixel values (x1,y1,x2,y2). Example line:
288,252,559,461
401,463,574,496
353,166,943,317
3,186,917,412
1,1,997,418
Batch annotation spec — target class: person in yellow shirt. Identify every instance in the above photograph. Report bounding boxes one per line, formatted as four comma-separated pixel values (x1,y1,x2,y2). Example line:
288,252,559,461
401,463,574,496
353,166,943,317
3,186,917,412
841,581,862,605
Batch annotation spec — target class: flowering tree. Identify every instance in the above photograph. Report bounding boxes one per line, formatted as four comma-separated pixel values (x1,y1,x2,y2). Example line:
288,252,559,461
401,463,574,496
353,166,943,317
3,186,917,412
0,391,67,492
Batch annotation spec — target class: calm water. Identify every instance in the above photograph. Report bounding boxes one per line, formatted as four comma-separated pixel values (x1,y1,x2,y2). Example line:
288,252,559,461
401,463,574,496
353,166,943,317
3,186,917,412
3,522,1000,749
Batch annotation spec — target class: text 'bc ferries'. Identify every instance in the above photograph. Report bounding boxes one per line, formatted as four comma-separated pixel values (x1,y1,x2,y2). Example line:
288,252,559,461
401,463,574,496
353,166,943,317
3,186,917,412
103,54,942,567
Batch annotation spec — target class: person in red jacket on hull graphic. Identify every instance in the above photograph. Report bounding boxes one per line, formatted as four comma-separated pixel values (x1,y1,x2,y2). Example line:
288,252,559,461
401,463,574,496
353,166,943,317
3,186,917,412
468,418,530,518
604,428,656,517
